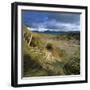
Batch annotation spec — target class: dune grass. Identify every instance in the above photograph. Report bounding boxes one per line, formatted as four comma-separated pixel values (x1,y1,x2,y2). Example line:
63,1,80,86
23,26,80,77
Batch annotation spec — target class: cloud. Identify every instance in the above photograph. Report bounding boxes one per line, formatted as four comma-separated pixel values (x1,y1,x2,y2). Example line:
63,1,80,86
22,10,80,32
29,19,80,32
48,13,80,24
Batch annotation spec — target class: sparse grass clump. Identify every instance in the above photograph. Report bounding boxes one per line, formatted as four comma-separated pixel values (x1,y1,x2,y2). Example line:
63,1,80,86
46,43,53,51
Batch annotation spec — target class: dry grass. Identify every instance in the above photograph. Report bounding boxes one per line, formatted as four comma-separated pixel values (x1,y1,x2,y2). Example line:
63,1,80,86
23,27,80,77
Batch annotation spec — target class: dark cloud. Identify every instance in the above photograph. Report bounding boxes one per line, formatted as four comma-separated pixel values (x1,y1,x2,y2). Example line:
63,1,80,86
22,10,80,31
47,12,80,24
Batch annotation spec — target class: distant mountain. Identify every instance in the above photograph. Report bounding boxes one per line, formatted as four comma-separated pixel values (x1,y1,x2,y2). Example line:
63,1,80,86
32,30,80,35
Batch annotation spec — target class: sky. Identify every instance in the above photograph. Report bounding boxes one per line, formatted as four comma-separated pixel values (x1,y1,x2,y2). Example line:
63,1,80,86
22,10,80,32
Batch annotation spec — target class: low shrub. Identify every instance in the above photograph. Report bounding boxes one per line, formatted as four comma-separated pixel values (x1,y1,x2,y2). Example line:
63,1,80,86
64,57,80,75
46,43,53,51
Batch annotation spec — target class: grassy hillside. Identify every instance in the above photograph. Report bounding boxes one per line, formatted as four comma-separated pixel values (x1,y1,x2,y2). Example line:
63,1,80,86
23,26,80,77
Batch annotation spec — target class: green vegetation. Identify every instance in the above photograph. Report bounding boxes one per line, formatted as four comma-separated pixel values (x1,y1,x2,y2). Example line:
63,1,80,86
46,43,53,51
64,57,80,75
30,37,44,48
23,26,80,77
56,33,80,41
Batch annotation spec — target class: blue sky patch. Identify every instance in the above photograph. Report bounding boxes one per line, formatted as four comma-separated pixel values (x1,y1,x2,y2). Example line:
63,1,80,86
22,10,80,32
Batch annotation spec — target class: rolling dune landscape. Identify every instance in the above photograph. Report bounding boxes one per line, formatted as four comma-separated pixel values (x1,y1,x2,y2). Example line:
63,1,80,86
22,10,80,77
23,26,80,77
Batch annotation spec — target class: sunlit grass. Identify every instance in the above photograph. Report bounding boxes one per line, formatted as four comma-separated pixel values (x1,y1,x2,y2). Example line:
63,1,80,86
23,26,80,77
